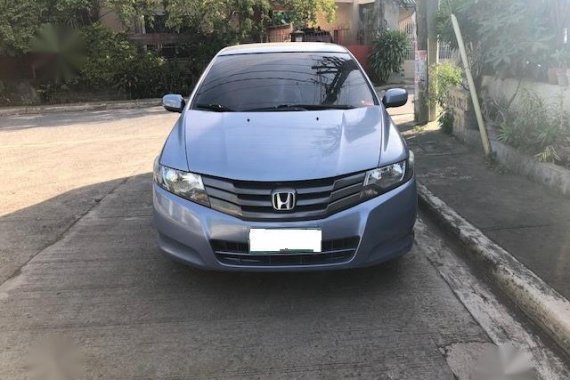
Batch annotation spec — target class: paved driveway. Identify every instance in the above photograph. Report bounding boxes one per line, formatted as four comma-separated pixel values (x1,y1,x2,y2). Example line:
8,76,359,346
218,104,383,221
0,108,491,379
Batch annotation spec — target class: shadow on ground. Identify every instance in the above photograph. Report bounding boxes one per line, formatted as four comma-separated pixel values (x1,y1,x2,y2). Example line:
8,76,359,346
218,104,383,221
0,173,407,288
0,172,488,379
406,126,570,299
0,107,166,131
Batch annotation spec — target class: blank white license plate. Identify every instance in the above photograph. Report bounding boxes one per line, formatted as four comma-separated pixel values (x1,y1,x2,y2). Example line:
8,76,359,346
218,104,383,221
249,229,322,253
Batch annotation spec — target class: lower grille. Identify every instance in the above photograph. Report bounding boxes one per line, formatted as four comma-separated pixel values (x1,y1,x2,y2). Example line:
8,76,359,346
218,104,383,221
212,237,359,266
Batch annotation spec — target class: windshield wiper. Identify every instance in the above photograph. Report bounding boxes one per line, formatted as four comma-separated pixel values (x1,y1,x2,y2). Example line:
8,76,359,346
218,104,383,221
195,103,234,112
245,104,356,112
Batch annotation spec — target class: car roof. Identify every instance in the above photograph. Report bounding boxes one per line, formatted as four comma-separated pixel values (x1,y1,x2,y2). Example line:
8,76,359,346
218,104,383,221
218,42,349,56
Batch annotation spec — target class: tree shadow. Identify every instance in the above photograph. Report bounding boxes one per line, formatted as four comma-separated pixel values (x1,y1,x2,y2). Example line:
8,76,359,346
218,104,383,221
0,107,168,131
0,172,410,297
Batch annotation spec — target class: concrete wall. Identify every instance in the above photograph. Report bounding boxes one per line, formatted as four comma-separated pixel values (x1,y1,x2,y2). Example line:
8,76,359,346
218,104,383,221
316,2,355,44
448,81,570,198
481,76,570,113
402,60,414,82
448,86,477,143
383,0,400,31
316,3,353,31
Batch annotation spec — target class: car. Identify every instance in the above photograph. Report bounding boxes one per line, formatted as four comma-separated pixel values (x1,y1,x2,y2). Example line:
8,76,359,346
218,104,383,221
153,42,417,271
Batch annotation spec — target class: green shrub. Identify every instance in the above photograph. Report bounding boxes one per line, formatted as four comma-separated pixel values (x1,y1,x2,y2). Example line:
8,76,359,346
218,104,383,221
79,24,139,92
429,62,462,108
368,30,409,84
439,110,454,135
496,90,570,166
77,24,199,99
435,0,558,79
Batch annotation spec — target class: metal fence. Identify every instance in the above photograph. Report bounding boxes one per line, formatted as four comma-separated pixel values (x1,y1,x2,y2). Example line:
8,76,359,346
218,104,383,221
399,17,416,60
439,42,457,61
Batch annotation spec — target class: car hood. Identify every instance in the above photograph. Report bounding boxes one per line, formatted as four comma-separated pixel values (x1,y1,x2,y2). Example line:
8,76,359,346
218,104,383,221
181,106,405,181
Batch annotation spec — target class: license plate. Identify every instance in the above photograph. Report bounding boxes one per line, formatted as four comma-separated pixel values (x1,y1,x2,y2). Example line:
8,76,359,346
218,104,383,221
249,229,322,253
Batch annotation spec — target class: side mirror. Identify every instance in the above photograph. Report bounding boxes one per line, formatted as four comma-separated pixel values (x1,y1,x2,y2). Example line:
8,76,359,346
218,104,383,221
162,94,185,113
382,88,408,108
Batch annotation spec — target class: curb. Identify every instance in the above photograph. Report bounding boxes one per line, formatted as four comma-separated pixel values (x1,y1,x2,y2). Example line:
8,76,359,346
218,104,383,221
417,182,570,356
0,98,162,117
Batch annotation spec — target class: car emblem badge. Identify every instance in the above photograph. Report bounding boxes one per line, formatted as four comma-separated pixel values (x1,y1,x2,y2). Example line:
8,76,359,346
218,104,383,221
272,190,296,211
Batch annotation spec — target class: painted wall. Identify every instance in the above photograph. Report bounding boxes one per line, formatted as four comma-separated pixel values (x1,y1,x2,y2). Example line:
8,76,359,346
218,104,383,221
481,76,570,114
316,3,355,44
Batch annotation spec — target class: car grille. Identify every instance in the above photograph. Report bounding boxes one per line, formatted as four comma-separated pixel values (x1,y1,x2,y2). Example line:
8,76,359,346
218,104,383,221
211,237,359,266
202,171,367,221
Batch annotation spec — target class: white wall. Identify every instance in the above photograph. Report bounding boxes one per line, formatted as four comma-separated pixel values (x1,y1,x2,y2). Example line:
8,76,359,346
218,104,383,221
481,76,570,113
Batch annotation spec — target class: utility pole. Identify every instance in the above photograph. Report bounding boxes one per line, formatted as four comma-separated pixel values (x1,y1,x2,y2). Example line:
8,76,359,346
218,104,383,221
415,0,439,123
352,0,360,44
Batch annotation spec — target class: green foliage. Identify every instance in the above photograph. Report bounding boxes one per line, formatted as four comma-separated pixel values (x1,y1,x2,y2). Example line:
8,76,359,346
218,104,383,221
0,0,99,55
439,110,454,135
106,0,335,39
279,0,336,28
428,62,463,108
435,0,562,78
163,0,271,41
78,24,138,90
78,24,202,99
1,0,338,103
368,30,410,85
496,90,570,167
104,0,162,26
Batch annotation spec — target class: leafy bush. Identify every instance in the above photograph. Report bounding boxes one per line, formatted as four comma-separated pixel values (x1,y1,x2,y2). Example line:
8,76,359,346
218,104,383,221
439,110,454,135
78,24,196,99
368,30,410,84
78,24,138,91
428,62,463,108
496,90,570,167
436,0,560,79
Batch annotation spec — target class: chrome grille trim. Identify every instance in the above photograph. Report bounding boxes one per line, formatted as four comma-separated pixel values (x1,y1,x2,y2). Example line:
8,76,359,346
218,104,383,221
202,171,366,221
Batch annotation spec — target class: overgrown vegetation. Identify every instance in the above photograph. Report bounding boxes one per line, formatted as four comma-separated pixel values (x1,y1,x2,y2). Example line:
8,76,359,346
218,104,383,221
439,110,454,135
428,62,463,135
435,0,569,81
368,30,410,84
433,1,570,167
0,0,336,105
493,91,570,167
428,62,463,108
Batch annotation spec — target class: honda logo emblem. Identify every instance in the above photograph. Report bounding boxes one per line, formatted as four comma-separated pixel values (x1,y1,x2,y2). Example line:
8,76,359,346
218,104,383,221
272,190,296,211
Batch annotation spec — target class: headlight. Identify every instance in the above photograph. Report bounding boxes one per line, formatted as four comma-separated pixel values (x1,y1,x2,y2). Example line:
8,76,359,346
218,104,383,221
361,160,408,199
153,158,210,207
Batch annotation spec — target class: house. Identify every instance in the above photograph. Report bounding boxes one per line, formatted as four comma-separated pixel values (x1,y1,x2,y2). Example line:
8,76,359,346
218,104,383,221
99,0,416,78
316,0,415,45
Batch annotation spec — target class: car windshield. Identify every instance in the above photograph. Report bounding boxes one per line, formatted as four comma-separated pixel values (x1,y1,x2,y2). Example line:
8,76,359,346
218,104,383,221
192,52,377,112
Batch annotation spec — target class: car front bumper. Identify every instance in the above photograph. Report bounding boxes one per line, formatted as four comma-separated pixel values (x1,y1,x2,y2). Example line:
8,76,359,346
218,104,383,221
153,177,417,271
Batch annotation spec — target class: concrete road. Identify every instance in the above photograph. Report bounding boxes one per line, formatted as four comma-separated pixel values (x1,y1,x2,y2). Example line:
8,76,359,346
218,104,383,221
0,108,556,378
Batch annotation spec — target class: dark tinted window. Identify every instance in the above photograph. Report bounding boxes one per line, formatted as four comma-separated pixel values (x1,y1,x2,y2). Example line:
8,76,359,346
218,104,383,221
192,52,376,111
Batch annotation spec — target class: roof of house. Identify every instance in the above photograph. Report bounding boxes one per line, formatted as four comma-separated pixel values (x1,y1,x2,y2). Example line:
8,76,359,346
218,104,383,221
218,42,348,56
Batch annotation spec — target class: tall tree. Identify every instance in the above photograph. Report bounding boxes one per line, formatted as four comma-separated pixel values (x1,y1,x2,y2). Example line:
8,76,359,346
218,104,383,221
0,0,99,55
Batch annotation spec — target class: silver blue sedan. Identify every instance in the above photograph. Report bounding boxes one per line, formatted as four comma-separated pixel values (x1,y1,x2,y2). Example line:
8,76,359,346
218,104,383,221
153,42,416,271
